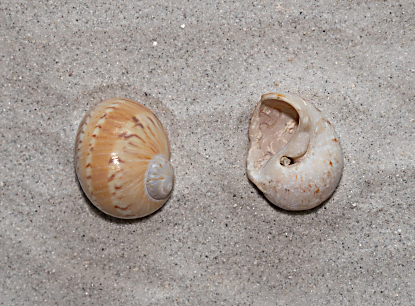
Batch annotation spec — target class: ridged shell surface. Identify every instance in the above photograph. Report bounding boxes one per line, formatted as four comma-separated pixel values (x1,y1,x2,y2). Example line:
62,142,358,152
75,98,174,219
247,92,343,211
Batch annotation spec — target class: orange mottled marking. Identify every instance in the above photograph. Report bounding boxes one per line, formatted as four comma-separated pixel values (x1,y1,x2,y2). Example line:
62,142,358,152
108,170,123,182
147,125,156,138
148,117,155,125
114,204,132,211
128,142,138,148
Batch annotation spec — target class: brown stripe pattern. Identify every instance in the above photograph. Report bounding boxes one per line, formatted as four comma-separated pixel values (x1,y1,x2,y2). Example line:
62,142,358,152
75,98,171,218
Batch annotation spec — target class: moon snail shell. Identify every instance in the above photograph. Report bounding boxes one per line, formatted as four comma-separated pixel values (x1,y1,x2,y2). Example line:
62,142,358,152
75,98,174,219
247,92,343,211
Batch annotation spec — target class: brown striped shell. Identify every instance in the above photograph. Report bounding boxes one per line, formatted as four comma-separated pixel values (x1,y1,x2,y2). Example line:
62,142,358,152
75,98,174,219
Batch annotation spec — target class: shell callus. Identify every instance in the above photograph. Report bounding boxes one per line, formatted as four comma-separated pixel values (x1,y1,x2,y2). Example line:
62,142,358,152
75,98,174,219
247,92,343,211
146,154,174,200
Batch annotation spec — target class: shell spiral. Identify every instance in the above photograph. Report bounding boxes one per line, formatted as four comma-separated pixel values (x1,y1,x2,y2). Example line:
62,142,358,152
247,92,343,211
75,98,174,219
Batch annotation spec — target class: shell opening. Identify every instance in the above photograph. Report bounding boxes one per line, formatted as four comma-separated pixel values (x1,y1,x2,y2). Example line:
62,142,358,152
255,98,299,170
280,156,294,166
145,155,174,201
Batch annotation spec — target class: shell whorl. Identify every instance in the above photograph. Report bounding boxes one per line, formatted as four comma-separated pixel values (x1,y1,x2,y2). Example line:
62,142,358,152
75,98,174,219
145,154,174,200
247,92,343,211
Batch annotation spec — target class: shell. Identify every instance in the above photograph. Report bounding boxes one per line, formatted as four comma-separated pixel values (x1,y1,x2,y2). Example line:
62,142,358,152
75,98,174,219
246,92,343,211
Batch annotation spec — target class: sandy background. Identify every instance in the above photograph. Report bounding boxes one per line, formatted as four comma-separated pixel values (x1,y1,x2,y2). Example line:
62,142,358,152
1,0,414,305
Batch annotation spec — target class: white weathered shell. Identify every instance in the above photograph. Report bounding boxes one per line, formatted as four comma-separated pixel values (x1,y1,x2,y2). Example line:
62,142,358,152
75,98,174,219
247,92,343,211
